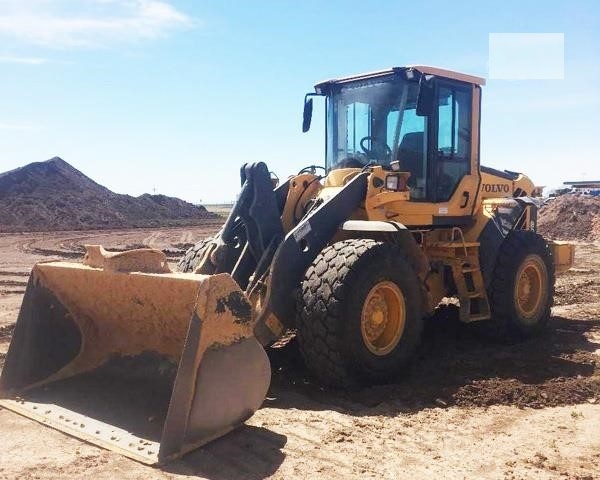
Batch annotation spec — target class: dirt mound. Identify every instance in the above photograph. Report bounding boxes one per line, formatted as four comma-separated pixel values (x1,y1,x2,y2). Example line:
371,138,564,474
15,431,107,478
538,194,600,241
0,157,218,232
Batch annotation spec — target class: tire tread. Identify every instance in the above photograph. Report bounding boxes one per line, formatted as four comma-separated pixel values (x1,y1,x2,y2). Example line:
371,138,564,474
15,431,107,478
296,239,422,387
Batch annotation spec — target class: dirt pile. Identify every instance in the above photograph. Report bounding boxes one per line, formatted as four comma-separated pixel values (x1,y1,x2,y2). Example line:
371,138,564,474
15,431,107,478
538,194,600,241
0,157,218,232
269,311,600,411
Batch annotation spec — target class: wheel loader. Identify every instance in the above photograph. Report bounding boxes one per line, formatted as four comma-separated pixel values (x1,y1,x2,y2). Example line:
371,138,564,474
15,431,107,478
0,65,575,464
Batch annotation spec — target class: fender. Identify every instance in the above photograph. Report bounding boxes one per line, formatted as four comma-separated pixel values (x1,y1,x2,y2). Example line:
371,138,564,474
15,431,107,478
341,220,407,232
342,219,431,313
342,220,429,277
478,196,540,287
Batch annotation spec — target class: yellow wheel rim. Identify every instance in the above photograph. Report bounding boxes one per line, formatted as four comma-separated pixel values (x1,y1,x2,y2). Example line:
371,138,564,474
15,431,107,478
360,281,406,356
514,255,547,322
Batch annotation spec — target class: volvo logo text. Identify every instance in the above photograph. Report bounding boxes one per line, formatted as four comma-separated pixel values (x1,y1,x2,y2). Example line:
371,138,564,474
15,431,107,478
482,184,510,193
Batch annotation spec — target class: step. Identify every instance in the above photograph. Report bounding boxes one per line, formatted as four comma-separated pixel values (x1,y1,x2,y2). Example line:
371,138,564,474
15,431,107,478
461,267,479,273
429,241,480,248
467,292,485,299
466,313,491,322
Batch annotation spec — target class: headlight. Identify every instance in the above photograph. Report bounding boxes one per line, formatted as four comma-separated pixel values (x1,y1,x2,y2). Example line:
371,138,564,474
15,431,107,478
385,174,407,191
386,175,399,190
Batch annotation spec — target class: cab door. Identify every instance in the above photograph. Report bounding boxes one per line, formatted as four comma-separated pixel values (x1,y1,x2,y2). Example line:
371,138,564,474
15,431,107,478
426,80,480,224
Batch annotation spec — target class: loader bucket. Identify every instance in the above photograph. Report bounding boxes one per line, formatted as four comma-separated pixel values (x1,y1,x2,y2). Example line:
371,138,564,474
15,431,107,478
0,249,270,464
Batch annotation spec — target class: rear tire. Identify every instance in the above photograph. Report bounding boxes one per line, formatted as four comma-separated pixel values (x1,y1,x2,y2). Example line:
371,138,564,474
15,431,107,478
296,239,423,388
178,236,218,273
482,230,554,341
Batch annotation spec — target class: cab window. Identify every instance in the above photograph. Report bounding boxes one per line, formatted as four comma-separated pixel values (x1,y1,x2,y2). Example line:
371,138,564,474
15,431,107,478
435,86,472,201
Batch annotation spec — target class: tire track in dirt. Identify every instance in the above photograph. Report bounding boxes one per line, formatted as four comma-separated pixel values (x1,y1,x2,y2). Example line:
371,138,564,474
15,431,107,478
0,271,30,277
142,231,162,248
0,274,29,297
11,231,202,267
17,238,83,259
178,231,194,245
0,279,28,287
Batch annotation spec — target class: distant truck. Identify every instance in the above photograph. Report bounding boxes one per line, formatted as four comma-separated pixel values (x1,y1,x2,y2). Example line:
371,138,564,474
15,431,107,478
562,181,600,197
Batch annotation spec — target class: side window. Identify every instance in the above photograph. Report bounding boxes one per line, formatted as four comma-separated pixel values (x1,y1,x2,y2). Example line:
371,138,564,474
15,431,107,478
386,108,424,146
436,86,472,201
345,102,371,154
386,110,399,145
437,95,454,155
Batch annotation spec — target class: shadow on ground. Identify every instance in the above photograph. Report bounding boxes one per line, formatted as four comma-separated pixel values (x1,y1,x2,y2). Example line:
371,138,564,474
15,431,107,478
163,426,287,480
266,308,600,414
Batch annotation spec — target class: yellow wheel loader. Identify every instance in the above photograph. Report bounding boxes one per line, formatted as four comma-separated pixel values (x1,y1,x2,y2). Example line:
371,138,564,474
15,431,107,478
0,65,575,464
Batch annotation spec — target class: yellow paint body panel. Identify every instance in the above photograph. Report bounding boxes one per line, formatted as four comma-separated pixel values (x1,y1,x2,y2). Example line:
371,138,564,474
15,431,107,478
480,171,536,199
548,240,576,273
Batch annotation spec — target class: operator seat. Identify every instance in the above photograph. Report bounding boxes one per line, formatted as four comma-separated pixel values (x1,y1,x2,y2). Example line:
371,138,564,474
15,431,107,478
397,132,425,188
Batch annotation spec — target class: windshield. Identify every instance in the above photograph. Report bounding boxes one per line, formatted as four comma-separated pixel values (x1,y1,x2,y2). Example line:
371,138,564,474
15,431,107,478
326,77,422,171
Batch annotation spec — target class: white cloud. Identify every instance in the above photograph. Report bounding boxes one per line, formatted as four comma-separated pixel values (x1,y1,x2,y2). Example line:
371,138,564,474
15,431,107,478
0,55,48,64
0,0,192,48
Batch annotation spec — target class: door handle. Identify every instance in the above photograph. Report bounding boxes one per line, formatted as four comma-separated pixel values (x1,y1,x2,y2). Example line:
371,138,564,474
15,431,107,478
460,191,470,208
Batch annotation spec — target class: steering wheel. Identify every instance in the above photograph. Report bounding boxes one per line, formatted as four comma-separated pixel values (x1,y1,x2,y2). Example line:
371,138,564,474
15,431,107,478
298,165,327,175
359,136,392,161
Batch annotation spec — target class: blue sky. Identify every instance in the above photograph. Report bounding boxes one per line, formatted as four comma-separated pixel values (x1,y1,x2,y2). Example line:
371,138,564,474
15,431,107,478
0,0,598,203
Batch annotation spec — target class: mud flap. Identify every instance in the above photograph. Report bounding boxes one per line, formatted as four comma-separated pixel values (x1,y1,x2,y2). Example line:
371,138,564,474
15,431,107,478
0,258,270,464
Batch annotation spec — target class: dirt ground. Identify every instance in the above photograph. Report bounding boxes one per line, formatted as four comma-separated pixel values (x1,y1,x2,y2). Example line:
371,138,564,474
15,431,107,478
0,227,598,480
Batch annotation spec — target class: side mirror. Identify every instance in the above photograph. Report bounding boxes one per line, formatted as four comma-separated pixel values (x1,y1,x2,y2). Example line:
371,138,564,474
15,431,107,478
416,74,435,117
302,97,313,133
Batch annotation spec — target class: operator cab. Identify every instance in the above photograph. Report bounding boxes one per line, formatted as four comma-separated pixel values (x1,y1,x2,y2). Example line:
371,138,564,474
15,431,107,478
304,66,485,204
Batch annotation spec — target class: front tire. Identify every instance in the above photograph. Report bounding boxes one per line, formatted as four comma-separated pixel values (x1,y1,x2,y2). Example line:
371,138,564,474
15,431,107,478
484,230,554,340
296,239,424,388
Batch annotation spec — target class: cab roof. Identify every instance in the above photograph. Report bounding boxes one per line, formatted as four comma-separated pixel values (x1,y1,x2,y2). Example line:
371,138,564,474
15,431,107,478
314,65,486,93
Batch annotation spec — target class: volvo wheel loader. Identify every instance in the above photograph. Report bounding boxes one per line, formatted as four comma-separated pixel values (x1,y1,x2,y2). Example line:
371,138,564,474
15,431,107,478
0,65,575,464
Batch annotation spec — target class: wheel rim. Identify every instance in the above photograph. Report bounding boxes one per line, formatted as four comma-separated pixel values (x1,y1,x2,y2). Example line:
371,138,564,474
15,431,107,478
360,281,406,356
514,254,547,323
